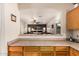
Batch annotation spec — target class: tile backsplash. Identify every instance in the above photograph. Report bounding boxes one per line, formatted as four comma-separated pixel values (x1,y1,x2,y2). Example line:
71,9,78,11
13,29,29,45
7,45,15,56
67,30,79,39
72,30,79,39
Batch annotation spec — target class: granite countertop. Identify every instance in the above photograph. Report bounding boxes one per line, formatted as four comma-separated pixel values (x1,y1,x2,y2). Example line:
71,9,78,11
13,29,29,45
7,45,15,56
19,34,66,39
8,39,79,51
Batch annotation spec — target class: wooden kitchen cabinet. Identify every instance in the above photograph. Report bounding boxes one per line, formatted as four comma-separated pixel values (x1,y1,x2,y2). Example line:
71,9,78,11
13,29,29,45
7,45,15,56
40,51,52,56
67,12,73,30
24,46,40,52
70,47,79,56
55,46,69,51
24,52,40,56
9,46,23,52
23,46,40,56
9,51,23,56
40,46,54,56
40,46,54,51
67,6,79,30
55,51,68,56
8,46,23,56
55,46,69,56
70,47,75,56
74,50,79,56
8,46,70,56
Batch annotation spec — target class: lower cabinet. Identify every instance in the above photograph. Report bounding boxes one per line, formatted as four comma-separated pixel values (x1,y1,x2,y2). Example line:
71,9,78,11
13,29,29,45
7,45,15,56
9,51,23,56
55,46,69,56
24,46,40,52
8,46,23,56
8,46,70,56
40,52,52,56
70,47,79,56
40,46,54,56
24,52,40,56
55,51,68,56
23,46,40,56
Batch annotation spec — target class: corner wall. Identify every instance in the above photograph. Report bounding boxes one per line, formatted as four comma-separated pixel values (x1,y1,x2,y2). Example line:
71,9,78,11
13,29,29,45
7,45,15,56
4,3,20,42
0,3,20,56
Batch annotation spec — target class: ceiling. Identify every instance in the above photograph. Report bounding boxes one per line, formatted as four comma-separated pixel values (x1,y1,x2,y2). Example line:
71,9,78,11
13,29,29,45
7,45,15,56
18,3,73,24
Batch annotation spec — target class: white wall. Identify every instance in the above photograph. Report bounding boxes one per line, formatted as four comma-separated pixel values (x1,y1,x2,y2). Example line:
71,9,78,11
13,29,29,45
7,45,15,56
60,11,66,36
4,4,20,42
0,3,20,55
20,9,67,35
0,4,2,37
0,4,1,51
19,4,73,35
0,3,5,56
20,20,26,34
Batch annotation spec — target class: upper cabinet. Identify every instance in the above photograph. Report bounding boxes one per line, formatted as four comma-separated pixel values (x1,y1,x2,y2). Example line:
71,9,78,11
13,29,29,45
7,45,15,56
67,6,79,30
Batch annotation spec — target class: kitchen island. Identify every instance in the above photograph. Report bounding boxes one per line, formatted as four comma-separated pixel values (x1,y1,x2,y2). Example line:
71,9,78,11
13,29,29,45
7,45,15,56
8,39,79,56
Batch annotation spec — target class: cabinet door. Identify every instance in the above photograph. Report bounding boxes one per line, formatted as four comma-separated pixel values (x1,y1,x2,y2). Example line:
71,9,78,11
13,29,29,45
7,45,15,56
70,47,75,56
67,12,74,30
24,52,40,56
8,51,22,56
24,46,40,52
40,52,52,56
8,46,23,56
40,46,54,52
70,47,79,56
55,46,69,51
55,51,68,56
67,7,79,30
73,48,79,56
9,46,23,52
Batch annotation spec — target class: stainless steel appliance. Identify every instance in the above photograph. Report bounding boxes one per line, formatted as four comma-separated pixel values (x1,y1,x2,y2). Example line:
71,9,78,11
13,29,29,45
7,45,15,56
75,39,79,43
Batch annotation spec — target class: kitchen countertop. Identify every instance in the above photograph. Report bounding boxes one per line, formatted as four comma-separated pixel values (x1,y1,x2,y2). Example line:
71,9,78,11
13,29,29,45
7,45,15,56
19,34,66,40
8,39,79,51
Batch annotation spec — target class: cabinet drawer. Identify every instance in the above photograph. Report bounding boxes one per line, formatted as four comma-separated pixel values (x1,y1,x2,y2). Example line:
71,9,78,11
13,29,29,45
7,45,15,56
40,46,54,51
55,51,68,56
9,46,23,52
24,52,40,56
55,46,69,51
24,46,39,52
40,52,52,56
8,51,22,56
